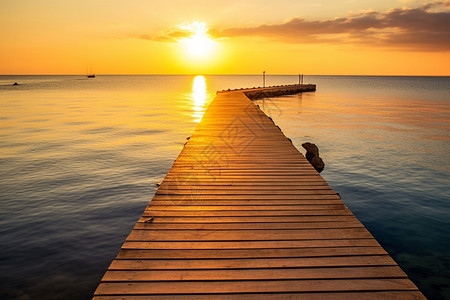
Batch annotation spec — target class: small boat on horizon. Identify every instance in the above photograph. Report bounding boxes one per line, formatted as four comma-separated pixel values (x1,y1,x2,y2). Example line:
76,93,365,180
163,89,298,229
86,64,95,78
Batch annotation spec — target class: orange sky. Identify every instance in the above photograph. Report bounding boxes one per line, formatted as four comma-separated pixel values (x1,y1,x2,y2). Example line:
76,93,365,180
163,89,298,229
0,0,449,75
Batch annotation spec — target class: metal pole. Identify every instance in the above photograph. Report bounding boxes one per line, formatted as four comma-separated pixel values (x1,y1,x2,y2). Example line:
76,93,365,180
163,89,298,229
263,71,265,88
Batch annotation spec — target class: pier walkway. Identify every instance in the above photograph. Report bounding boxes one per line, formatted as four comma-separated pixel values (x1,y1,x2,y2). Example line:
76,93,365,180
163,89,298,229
94,85,424,299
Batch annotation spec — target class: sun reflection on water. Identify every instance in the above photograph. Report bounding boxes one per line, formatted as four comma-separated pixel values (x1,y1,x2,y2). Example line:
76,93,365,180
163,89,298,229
191,75,208,122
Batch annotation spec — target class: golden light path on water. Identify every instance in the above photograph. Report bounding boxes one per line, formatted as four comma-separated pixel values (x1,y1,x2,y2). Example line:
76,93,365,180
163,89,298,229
191,75,208,122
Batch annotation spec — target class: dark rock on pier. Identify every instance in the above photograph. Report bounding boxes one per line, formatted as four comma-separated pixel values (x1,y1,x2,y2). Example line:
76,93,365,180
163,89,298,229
302,142,325,173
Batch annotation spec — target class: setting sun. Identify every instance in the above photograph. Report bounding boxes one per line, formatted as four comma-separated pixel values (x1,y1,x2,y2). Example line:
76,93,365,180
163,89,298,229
177,22,216,59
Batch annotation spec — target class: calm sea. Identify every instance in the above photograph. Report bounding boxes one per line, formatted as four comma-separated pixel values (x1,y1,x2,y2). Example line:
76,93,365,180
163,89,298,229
0,75,449,299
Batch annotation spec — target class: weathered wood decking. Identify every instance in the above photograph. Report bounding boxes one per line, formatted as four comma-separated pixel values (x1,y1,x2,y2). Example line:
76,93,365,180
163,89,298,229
94,86,424,299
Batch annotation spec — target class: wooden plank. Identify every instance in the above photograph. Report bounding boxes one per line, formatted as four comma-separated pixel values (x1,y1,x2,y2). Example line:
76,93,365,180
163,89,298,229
95,279,418,294
133,221,364,230
156,185,333,190
126,228,373,241
122,239,382,249
108,255,397,270
163,172,321,176
162,177,328,182
151,194,341,200
137,215,360,223
159,181,330,186
155,190,338,195
94,87,423,298
93,291,426,300
146,205,345,211
102,266,405,281
116,246,387,259
141,210,353,217
149,199,344,205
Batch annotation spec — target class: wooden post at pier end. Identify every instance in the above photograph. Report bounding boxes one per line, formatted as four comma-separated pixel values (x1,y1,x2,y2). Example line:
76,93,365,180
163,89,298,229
263,71,266,88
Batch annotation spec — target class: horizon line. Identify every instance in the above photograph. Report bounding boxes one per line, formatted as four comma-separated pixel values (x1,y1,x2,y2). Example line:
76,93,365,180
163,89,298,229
1,73,449,77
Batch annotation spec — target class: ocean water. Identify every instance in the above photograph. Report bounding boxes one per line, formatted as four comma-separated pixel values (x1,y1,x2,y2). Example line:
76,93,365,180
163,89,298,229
0,75,449,299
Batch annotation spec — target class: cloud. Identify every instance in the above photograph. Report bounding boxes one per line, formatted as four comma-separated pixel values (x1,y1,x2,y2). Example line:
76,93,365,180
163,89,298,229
143,22,215,43
143,27,192,42
215,0,450,51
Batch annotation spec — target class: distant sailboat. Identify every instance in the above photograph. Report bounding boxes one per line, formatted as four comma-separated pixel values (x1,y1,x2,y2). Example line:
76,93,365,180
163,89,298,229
86,65,95,78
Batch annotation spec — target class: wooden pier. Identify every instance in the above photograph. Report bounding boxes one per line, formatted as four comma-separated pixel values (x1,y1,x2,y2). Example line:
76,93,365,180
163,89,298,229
94,85,424,299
